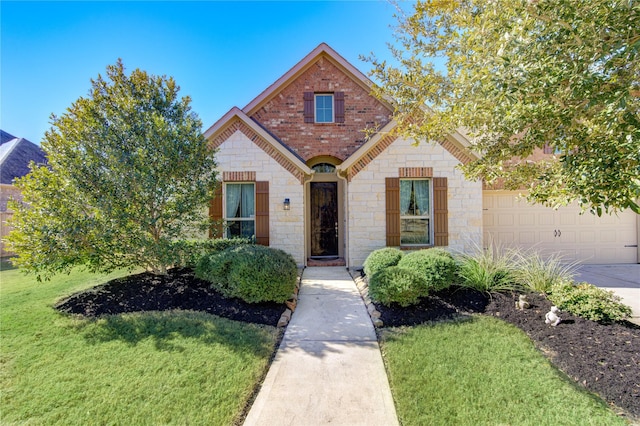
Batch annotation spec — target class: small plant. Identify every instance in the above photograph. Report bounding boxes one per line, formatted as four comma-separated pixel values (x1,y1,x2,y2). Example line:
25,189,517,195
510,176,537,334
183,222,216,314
549,281,632,323
363,247,404,277
397,249,457,292
455,243,519,293
196,245,297,303
368,266,427,307
513,250,577,293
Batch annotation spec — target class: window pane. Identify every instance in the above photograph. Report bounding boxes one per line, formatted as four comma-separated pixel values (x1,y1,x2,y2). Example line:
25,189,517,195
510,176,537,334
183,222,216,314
400,179,430,216
401,218,430,245
227,220,255,239
226,183,254,218
315,94,333,123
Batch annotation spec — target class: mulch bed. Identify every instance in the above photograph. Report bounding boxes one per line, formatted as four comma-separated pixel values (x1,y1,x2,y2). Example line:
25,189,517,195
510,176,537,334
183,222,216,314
56,268,640,421
55,268,286,326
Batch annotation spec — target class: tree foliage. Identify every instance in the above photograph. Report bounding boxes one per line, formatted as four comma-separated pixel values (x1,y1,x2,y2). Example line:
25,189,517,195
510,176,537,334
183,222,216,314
367,0,640,213
7,60,218,279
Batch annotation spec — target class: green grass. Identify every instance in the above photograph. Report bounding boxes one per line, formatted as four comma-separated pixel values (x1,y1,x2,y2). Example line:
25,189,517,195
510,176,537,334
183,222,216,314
0,265,280,425
380,317,627,426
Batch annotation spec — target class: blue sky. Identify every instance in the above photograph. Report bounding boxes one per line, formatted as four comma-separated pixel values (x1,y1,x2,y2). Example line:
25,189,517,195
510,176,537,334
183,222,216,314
1,1,402,144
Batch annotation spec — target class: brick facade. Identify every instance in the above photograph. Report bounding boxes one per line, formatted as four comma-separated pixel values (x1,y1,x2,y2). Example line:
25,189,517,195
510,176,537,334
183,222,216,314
249,56,392,162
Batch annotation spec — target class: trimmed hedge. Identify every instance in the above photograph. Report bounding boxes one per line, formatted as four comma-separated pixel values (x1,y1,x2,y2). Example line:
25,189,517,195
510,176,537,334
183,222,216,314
363,247,404,277
549,281,632,323
195,244,297,303
368,266,427,307
397,249,457,292
171,238,252,268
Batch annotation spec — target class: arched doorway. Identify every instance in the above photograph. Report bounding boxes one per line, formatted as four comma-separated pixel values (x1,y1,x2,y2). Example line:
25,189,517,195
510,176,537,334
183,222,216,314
306,157,345,263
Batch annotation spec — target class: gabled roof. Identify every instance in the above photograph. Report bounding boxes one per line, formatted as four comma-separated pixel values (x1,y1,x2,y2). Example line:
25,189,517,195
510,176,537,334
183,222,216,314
243,42,392,116
206,43,477,180
0,130,16,145
0,133,47,184
204,107,312,183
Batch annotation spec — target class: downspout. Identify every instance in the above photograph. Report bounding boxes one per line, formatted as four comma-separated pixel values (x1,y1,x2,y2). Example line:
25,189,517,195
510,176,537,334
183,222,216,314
336,167,350,270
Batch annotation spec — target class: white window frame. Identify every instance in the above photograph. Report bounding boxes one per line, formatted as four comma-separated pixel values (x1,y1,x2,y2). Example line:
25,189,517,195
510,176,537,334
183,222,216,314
224,182,256,239
315,93,334,123
400,178,433,246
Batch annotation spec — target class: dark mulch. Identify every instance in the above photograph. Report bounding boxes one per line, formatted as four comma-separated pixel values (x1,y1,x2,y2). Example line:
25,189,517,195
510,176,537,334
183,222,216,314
57,269,640,420
55,268,286,326
374,286,640,420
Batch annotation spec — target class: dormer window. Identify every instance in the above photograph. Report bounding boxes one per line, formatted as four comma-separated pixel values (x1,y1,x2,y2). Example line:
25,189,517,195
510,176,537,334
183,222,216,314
304,92,345,124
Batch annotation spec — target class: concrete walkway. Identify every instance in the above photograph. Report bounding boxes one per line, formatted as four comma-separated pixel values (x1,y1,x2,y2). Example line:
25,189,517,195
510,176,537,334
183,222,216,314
575,264,640,325
244,267,399,426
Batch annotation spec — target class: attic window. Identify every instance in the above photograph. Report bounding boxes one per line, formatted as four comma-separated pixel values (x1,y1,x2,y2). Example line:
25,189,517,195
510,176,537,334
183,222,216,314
304,92,345,123
315,94,333,123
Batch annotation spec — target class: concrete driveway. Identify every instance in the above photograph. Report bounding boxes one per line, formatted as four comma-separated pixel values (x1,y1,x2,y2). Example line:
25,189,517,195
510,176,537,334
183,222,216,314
574,264,640,325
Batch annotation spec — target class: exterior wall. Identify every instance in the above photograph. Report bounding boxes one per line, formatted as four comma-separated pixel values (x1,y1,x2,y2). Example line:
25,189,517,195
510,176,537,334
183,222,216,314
1,184,22,257
347,137,483,267
215,130,305,264
249,56,392,161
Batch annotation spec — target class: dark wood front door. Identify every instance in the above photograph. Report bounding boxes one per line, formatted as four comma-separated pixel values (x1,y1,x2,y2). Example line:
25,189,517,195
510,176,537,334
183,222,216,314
310,182,338,257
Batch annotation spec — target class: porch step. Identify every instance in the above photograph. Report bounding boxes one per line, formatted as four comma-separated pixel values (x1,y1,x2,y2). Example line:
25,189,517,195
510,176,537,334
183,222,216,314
307,258,346,267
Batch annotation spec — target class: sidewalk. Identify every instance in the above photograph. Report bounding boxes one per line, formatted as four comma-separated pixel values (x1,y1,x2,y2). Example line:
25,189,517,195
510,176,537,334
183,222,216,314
243,267,399,426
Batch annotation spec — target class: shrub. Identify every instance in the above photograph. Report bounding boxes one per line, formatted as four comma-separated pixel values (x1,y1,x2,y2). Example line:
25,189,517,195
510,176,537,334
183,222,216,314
368,266,427,307
172,237,252,268
549,281,632,323
363,248,404,277
397,249,457,292
455,244,518,293
196,245,297,303
513,251,577,293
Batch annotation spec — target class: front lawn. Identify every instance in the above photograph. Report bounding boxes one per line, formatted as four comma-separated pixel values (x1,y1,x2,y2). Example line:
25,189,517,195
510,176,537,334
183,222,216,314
0,264,280,425
380,316,628,426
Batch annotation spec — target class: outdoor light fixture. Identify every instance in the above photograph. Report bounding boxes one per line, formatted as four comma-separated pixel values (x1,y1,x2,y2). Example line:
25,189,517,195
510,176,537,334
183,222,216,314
283,198,290,211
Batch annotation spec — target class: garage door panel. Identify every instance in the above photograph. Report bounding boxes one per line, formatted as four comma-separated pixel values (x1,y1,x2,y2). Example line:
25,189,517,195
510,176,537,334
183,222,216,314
483,191,638,264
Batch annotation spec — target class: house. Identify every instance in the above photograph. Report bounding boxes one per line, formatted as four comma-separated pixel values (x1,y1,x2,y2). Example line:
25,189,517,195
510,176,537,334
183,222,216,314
0,130,47,257
204,43,639,267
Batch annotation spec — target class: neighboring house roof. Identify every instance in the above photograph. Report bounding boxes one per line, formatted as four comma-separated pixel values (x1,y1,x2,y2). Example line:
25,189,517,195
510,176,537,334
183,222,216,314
0,132,47,184
0,130,17,145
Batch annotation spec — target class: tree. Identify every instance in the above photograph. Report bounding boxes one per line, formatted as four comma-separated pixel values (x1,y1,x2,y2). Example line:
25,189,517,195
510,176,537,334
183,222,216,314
367,0,640,214
7,60,218,279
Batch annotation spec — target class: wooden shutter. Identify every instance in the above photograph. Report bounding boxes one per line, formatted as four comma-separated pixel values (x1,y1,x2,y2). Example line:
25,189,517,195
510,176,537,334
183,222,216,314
433,177,448,246
335,91,345,123
303,92,314,123
255,181,270,246
209,184,223,238
385,177,401,247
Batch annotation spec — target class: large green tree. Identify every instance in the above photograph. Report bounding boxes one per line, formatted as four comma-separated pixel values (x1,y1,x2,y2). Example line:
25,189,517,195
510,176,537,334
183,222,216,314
367,0,640,213
7,60,217,279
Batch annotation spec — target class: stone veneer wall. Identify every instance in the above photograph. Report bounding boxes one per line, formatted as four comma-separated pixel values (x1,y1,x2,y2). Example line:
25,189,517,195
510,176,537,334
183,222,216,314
214,130,305,265
347,137,483,267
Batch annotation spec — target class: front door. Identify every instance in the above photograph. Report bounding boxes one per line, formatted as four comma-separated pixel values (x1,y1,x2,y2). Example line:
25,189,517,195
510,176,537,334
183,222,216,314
310,182,338,257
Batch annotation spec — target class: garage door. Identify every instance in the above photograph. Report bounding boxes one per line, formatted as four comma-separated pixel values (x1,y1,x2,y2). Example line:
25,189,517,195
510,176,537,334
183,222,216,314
483,191,639,264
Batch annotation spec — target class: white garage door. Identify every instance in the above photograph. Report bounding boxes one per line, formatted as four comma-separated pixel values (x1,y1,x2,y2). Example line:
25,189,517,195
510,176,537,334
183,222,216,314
483,191,639,264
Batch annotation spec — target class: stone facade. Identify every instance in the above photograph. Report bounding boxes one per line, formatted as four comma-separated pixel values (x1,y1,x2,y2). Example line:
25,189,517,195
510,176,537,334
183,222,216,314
215,130,305,264
347,137,483,267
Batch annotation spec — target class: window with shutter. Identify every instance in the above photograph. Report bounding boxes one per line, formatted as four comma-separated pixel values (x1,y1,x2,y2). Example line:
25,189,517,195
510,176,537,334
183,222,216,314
335,92,345,123
385,176,448,247
304,92,314,123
